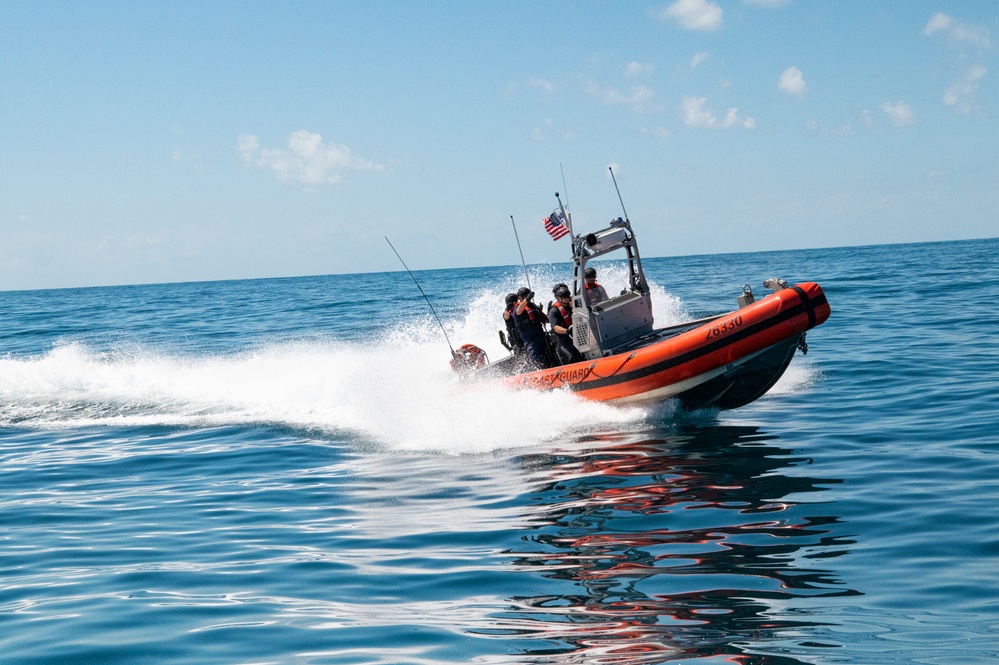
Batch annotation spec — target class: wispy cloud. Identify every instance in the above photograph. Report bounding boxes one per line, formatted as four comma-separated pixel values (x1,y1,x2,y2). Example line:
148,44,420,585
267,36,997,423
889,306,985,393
642,126,673,140
531,118,555,141
690,51,710,70
657,0,723,32
625,61,654,77
527,77,556,94
778,66,807,97
585,82,660,113
680,96,755,129
238,131,383,185
923,12,991,51
942,65,987,115
923,12,991,115
882,100,916,126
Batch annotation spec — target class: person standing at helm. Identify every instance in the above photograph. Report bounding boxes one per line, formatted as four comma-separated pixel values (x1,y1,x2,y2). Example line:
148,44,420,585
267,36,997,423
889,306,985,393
583,267,608,305
548,286,583,365
513,287,549,368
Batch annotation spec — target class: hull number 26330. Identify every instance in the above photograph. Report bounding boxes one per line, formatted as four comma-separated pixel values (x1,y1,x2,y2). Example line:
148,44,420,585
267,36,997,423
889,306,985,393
706,315,743,340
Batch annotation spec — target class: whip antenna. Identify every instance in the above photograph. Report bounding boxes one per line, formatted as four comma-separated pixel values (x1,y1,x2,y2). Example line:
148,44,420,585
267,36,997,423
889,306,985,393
560,163,569,208
609,165,629,221
509,215,532,291
384,236,455,357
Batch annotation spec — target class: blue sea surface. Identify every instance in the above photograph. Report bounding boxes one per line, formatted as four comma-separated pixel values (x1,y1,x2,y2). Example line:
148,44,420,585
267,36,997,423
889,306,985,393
1,238,997,664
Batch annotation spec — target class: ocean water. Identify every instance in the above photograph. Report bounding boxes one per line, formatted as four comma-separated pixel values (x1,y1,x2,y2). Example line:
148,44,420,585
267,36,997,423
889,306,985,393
1,237,997,664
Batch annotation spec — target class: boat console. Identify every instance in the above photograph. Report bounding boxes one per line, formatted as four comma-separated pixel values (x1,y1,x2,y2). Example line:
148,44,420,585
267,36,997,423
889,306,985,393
570,217,654,359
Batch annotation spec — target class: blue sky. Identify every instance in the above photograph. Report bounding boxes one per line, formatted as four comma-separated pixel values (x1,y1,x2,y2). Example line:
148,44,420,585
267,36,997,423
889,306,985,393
1,1,996,291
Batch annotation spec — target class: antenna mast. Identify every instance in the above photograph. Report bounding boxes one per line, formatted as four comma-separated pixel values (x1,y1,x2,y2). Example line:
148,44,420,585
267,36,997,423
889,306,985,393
609,166,629,221
384,236,455,357
509,215,532,291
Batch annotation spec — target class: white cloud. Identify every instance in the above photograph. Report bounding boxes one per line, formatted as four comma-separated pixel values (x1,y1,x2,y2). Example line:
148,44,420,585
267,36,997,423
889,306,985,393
658,0,722,31
724,107,756,129
681,96,716,127
238,131,383,185
923,14,990,115
625,61,654,77
881,100,916,126
690,51,710,69
680,96,755,129
923,12,952,36
923,12,991,50
585,82,660,113
943,65,987,115
778,66,807,97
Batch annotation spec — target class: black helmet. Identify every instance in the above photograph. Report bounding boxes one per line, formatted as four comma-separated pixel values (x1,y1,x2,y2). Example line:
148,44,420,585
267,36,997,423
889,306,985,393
517,286,532,300
552,282,567,296
505,292,518,306
555,286,570,299
584,267,597,279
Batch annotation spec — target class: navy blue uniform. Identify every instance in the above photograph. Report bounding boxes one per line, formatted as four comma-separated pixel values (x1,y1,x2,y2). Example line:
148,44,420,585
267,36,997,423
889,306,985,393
548,301,583,365
513,303,548,368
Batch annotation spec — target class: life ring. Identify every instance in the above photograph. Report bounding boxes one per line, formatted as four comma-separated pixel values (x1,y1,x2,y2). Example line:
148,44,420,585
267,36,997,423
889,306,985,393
450,344,489,372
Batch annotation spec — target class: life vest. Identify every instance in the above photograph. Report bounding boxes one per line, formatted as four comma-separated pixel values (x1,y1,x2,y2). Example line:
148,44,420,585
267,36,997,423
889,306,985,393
516,303,542,324
551,302,572,328
585,281,603,291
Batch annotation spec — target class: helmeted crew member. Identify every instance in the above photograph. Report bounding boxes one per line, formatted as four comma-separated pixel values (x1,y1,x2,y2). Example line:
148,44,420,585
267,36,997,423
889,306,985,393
548,286,583,365
513,286,549,368
583,267,609,305
502,292,523,355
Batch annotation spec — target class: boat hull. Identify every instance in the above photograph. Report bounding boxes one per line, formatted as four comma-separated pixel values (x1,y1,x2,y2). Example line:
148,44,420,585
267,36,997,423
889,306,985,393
499,282,829,409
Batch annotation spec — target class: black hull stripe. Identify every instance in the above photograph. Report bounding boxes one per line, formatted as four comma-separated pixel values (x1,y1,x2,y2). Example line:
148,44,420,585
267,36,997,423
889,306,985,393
791,285,816,328
574,291,827,393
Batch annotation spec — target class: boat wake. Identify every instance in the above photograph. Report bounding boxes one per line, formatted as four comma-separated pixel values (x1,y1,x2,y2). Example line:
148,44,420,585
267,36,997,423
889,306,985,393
0,337,641,452
0,271,816,450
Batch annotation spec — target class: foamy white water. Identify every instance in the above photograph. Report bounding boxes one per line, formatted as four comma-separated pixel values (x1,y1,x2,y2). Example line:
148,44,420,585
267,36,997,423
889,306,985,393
0,272,820,449
0,339,643,451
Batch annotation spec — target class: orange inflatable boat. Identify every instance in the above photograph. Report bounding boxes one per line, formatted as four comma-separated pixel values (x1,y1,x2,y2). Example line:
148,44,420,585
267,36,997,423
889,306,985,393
453,205,830,411
498,280,828,409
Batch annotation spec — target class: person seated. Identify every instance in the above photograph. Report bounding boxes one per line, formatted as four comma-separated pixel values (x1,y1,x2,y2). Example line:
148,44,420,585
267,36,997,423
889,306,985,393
583,267,608,305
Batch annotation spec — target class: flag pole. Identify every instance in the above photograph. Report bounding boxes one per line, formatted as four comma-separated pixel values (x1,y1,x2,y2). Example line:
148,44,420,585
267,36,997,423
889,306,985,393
554,192,573,237
510,215,532,291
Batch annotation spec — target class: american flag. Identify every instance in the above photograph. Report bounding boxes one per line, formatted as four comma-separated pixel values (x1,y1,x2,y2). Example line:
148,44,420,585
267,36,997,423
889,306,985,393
543,209,570,241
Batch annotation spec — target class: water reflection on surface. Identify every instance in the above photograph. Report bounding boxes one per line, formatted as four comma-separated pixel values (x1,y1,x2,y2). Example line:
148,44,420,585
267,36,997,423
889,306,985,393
489,424,859,664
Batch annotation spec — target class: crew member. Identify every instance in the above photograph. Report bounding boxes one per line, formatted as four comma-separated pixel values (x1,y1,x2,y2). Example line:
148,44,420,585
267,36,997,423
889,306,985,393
513,286,549,368
502,292,523,355
583,267,608,305
548,286,583,365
